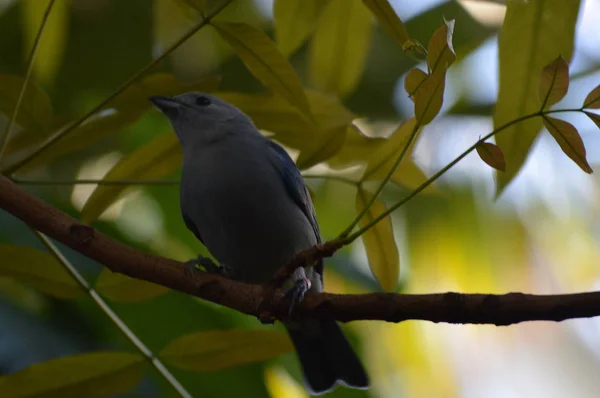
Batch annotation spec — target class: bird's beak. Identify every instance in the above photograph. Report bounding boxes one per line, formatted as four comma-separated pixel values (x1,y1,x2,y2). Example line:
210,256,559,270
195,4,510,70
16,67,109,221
149,96,180,114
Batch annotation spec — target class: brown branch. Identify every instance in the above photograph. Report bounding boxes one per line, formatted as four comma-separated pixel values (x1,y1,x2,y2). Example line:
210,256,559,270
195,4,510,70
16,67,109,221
2,173,600,326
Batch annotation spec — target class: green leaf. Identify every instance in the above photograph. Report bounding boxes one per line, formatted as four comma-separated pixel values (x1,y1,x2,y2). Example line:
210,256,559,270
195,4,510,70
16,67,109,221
296,125,347,170
0,245,81,299
212,22,312,119
538,55,569,108
494,0,580,196
356,189,399,292
362,0,409,47
273,0,326,56
542,116,592,173
0,74,53,135
476,142,506,172
583,84,600,109
309,0,373,97
584,111,600,129
22,0,69,84
404,68,428,98
80,132,181,223
327,124,386,169
159,330,293,372
95,268,169,302
0,351,145,398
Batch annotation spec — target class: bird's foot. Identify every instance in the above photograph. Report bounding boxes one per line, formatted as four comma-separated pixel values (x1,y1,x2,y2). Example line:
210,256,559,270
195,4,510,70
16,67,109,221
283,277,311,317
184,256,222,278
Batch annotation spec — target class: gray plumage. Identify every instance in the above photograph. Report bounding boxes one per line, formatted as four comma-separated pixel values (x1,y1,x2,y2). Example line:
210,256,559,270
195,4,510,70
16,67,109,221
150,92,369,395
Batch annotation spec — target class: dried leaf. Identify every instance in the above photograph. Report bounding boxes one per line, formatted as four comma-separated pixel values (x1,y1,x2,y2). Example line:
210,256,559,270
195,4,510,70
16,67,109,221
427,18,456,76
404,68,428,98
538,55,569,108
476,142,506,172
583,84,600,109
584,111,600,129
543,116,592,173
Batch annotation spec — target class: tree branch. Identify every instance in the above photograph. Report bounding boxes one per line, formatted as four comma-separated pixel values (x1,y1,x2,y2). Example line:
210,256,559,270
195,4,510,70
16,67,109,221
1,173,600,326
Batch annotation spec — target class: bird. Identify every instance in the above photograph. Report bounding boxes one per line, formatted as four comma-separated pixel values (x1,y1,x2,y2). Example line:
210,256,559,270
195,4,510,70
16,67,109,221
149,92,369,395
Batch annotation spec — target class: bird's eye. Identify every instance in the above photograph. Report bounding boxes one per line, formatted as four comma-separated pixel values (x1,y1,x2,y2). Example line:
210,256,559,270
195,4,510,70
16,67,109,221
195,96,211,106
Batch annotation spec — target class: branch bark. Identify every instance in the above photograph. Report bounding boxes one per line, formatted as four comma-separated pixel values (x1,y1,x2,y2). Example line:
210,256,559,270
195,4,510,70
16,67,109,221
1,174,600,326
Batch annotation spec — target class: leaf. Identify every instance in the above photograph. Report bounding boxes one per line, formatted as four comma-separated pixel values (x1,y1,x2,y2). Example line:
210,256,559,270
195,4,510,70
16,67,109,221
476,142,506,172
212,22,312,119
494,0,580,196
95,268,169,302
538,55,569,108
159,330,293,372
412,73,445,125
296,125,347,170
327,124,386,169
356,189,399,292
309,0,373,97
0,74,53,135
0,351,145,398
584,111,600,129
22,0,70,84
543,116,592,173
273,0,325,56
362,0,409,47
0,245,81,299
404,68,428,98
427,19,456,76
583,84,600,109
80,132,181,223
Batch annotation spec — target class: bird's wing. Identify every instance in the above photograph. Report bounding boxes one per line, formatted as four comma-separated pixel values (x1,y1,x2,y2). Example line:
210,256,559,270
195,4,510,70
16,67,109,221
267,141,324,275
183,212,204,244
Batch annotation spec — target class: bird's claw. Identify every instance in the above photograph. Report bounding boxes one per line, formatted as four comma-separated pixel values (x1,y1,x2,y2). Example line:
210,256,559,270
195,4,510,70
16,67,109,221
184,256,222,278
283,277,311,317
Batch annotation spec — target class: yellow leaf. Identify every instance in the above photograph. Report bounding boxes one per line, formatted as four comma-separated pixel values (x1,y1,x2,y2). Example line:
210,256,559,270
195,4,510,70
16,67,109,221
362,0,409,47
404,68,427,98
0,244,81,299
95,268,169,302
213,22,312,119
538,55,569,108
389,160,430,191
274,0,325,56
0,351,145,398
476,142,506,172
494,0,580,196
356,189,399,292
543,116,592,173
427,19,456,76
583,84,600,109
296,125,347,170
413,73,445,125
80,132,181,223
160,330,293,372
309,0,373,97
327,124,386,169
0,74,53,135
21,0,69,84
584,111,600,129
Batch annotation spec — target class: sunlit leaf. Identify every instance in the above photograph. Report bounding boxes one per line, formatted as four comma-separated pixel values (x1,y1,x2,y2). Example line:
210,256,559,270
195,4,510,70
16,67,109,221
0,74,53,135
22,0,69,84
584,111,600,129
362,0,409,47
296,125,347,170
327,124,386,169
213,22,312,119
273,0,325,56
412,74,445,125
160,330,293,372
80,132,181,223
542,116,592,173
309,0,373,97
583,84,600,109
389,160,430,191
356,189,399,292
538,55,569,108
95,268,169,302
476,142,506,172
0,245,81,299
494,0,580,195
175,0,205,13
0,351,145,398
404,68,427,98
427,18,456,76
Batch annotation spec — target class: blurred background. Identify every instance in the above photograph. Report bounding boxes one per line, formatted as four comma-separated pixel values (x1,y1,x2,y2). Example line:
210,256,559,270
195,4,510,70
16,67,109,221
1,0,600,397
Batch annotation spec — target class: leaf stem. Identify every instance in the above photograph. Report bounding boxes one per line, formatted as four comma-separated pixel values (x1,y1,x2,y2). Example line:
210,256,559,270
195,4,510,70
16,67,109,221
3,0,235,175
0,0,57,161
32,230,192,398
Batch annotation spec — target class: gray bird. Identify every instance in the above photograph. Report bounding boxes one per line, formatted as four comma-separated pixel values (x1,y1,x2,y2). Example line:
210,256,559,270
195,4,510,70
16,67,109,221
150,92,369,394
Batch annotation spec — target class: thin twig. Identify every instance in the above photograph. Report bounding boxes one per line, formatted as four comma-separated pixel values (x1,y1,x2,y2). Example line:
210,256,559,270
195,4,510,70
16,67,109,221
0,0,57,160
32,230,192,398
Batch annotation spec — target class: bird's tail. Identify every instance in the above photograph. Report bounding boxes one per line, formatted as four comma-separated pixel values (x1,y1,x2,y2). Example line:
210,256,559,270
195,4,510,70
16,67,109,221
285,320,369,395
